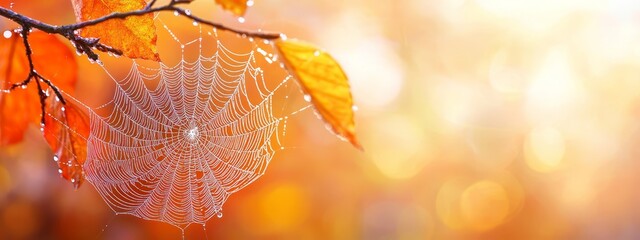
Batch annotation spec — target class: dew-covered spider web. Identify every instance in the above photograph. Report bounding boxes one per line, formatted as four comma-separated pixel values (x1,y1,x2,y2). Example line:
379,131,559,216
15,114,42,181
54,16,312,228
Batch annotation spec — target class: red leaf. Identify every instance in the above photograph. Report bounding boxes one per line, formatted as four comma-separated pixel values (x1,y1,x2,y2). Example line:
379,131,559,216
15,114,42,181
0,31,78,146
44,99,90,189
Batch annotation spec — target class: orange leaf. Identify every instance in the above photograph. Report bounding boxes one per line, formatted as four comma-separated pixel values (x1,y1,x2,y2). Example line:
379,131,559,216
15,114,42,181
44,99,90,189
0,31,78,146
71,0,160,61
275,39,362,150
214,0,250,16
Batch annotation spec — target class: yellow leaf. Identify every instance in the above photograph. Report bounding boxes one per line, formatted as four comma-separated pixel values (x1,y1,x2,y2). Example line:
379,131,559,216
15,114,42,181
71,0,160,61
214,0,249,16
275,39,362,150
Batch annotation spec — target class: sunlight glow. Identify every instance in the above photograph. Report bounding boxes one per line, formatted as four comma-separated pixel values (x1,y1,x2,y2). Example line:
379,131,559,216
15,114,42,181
526,48,583,120
430,80,479,128
460,180,510,231
320,13,405,110
475,0,600,33
370,115,431,180
525,126,565,173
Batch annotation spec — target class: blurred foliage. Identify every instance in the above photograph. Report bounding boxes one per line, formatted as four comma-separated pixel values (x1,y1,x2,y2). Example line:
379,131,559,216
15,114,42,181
3,0,640,239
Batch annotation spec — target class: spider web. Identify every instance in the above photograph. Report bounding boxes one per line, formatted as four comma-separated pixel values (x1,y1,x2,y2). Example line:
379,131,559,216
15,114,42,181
59,16,311,228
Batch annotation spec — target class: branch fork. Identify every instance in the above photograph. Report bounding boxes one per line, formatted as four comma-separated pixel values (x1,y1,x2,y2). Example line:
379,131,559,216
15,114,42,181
0,0,281,126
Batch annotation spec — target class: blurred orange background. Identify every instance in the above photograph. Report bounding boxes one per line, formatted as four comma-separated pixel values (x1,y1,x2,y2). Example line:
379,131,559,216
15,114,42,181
4,0,640,239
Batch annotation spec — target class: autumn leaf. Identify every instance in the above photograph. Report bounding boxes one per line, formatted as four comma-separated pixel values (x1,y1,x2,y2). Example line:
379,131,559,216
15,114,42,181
214,0,250,16
275,39,362,150
71,0,160,61
43,98,90,189
0,31,78,146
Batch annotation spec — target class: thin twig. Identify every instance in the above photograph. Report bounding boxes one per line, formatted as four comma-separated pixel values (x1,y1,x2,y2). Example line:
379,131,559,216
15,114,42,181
0,1,281,124
7,26,66,125
61,4,281,39
0,2,281,46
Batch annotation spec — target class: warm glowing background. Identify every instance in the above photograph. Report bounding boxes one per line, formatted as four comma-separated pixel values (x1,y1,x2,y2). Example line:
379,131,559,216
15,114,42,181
3,0,640,239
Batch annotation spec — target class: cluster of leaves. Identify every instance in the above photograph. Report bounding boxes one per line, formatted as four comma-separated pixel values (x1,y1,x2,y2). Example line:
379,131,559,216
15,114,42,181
0,31,89,187
0,0,360,189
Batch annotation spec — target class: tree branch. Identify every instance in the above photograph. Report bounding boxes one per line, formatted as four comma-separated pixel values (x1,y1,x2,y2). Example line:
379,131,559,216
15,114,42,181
0,1,282,126
7,26,66,126
0,2,281,49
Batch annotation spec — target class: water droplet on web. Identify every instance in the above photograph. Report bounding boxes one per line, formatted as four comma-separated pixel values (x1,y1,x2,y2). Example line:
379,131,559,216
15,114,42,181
58,169,63,174
263,39,270,44
40,123,44,132
279,62,285,68
247,0,254,7
324,122,335,131
216,211,223,218
61,106,66,112
184,126,199,142
313,50,320,56
238,17,245,23
184,9,191,16
352,105,359,111
96,60,103,66
9,2,14,9
280,33,288,40
3,30,12,39
192,21,199,26
53,155,59,162
20,84,27,89
304,94,312,102
249,37,254,42
173,10,179,16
